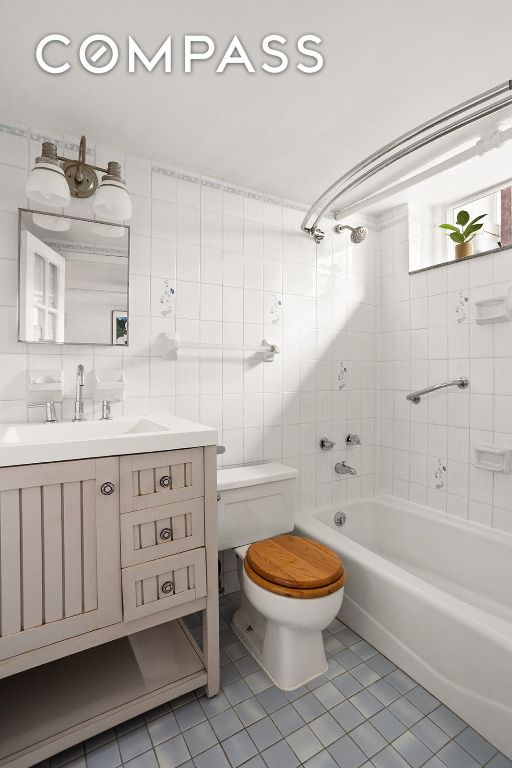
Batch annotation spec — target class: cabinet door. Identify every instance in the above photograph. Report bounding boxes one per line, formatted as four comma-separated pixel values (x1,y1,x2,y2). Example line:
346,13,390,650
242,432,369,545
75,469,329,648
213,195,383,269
0,457,122,660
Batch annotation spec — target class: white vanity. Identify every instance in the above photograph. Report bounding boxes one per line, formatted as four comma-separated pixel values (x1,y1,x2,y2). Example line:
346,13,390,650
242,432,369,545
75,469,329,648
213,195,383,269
0,415,219,768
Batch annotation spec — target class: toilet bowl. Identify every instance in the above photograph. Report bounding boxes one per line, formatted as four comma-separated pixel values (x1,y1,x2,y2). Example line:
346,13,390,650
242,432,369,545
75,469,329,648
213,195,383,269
217,464,346,690
233,535,345,690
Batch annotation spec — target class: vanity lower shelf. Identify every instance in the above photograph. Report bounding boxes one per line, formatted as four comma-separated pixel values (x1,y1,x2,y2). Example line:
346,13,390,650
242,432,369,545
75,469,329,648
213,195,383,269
0,620,206,768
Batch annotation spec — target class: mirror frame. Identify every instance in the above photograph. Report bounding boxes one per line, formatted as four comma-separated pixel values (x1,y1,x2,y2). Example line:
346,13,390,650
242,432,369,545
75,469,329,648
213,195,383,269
17,208,130,346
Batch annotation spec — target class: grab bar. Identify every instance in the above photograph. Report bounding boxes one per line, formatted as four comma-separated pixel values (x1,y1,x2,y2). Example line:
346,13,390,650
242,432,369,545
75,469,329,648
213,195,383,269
406,377,469,404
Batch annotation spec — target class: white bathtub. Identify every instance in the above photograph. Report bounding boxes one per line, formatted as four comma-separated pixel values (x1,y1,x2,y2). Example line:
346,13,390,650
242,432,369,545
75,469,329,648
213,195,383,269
296,494,512,759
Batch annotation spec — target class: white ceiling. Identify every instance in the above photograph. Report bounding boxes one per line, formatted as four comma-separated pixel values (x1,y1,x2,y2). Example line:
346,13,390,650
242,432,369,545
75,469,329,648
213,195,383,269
2,0,512,205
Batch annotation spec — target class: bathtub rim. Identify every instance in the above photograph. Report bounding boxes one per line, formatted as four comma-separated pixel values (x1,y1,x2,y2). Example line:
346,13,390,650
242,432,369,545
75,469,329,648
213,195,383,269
299,493,512,548
295,494,512,647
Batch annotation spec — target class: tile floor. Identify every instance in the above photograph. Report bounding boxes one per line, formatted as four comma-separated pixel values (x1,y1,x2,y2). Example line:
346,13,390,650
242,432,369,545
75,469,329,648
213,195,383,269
37,592,510,768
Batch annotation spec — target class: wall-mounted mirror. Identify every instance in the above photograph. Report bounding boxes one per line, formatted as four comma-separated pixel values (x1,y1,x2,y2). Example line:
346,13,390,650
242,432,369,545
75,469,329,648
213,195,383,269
18,209,129,345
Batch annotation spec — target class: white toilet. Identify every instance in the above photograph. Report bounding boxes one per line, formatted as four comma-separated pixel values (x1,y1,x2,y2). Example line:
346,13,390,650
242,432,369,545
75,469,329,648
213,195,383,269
217,463,346,690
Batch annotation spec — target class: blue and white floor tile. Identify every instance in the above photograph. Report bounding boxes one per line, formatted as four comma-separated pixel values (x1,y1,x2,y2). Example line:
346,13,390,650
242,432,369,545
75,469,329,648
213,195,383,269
36,592,511,768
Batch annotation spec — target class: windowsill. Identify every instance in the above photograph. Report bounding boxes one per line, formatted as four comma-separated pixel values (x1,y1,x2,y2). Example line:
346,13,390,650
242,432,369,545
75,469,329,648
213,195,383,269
409,242,512,275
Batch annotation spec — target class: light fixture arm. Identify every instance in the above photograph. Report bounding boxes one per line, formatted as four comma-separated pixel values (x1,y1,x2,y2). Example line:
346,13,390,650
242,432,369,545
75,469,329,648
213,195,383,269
74,135,87,183
52,136,120,175
27,133,132,221
37,135,125,199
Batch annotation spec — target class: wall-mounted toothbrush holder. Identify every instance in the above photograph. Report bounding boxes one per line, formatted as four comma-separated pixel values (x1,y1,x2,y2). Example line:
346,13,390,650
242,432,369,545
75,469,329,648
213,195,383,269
474,287,512,324
92,371,126,403
27,370,64,404
474,445,511,473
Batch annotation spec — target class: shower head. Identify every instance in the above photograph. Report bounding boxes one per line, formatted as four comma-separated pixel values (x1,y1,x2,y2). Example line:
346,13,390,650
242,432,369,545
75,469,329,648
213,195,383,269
335,224,368,243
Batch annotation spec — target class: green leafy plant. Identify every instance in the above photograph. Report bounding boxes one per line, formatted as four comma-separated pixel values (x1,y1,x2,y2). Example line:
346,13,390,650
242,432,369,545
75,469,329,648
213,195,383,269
116,317,127,339
439,210,487,244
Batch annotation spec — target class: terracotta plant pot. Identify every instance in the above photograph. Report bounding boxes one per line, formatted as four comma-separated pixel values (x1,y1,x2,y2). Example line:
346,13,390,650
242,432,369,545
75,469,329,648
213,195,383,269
455,241,472,259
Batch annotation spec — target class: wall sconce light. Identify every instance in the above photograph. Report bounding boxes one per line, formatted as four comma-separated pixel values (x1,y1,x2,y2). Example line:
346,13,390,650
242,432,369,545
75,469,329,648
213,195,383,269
26,135,132,222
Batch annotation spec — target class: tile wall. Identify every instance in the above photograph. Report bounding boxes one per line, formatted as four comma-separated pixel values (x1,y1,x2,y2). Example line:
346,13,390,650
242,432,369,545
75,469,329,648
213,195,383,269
2,117,509,536
0,119,378,511
377,204,512,533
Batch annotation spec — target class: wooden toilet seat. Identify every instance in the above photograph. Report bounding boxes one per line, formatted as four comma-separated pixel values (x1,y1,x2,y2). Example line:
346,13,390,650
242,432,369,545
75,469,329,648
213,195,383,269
244,534,347,599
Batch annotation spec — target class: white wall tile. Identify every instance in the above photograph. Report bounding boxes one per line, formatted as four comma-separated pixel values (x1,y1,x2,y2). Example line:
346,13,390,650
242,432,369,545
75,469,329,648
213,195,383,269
0,117,380,513
177,243,200,282
152,168,176,202
177,176,201,208
376,207,512,534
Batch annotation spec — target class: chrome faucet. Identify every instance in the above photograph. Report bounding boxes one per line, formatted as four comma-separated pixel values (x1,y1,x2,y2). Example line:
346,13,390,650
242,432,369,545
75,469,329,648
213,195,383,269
335,461,357,476
73,365,86,422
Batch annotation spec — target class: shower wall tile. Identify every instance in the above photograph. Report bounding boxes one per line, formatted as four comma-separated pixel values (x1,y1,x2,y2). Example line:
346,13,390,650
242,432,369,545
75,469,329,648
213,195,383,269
377,204,512,533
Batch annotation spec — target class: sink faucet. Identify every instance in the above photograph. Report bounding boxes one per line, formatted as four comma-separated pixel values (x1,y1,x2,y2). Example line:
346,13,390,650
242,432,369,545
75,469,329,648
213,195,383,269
73,365,86,422
335,461,357,476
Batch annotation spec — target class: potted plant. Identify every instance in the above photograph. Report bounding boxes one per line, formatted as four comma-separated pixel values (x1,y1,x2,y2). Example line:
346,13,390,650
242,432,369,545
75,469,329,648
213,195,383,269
439,210,487,259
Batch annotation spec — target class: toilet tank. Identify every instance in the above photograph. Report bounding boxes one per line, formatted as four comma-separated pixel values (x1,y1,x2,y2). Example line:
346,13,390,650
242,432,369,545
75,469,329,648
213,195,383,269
217,463,298,551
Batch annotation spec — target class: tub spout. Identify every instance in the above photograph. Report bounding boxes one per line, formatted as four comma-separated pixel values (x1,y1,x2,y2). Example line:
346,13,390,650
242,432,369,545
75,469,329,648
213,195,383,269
335,461,356,476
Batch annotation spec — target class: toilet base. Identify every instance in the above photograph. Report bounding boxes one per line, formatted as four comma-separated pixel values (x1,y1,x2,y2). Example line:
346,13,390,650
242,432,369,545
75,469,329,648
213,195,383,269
232,598,329,691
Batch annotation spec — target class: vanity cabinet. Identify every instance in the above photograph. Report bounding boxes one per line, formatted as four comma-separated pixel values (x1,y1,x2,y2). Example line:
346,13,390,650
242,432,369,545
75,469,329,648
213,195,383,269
0,443,219,768
0,457,121,661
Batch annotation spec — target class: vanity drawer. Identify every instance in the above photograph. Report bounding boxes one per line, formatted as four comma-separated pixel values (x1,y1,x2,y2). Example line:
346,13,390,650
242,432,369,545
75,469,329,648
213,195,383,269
120,497,204,567
122,548,207,622
120,449,204,513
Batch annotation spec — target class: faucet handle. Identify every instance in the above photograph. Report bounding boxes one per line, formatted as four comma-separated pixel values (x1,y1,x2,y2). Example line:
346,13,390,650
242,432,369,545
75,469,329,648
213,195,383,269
320,437,336,452
28,401,58,423
101,400,112,420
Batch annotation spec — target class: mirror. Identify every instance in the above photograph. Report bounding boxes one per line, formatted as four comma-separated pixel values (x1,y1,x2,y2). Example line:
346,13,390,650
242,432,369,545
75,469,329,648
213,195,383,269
18,209,129,345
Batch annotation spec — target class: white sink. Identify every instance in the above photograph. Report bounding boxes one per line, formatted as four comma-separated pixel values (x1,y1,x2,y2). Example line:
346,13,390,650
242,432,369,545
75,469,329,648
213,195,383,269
0,415,217,466
0,418,166,444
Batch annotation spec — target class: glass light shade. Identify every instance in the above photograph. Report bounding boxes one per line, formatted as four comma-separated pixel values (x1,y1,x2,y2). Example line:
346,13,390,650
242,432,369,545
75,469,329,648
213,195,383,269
32,213,71,232
25,161,71,208
93,179,132,222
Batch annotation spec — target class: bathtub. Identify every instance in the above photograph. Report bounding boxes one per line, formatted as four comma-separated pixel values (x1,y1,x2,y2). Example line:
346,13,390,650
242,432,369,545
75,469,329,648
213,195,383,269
296,494,512,759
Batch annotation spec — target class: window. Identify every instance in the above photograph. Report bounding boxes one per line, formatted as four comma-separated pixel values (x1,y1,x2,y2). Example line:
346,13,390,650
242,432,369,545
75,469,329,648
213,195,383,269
20,232,65,342
449,185,512,253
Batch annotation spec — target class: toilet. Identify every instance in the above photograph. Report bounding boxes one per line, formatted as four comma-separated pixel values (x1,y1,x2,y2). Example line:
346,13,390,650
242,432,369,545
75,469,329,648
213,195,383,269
217,463,346,690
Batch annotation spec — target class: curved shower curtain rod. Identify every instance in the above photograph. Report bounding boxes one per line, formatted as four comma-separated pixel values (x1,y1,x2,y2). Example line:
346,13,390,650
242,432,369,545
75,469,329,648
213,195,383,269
301,79,512,243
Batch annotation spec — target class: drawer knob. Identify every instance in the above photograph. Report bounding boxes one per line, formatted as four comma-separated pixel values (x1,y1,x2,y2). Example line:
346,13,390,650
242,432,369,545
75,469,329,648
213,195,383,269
159,475,171,488
100,482,115,496
161,580,174,595
159,527,172,541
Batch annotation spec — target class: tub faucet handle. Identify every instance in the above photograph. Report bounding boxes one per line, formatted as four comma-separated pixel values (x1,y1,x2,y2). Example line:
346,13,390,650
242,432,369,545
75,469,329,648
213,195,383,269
320,437,336,452
346,433,361,445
